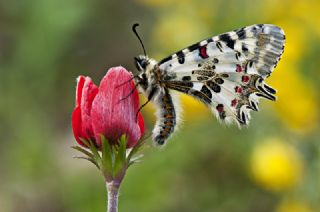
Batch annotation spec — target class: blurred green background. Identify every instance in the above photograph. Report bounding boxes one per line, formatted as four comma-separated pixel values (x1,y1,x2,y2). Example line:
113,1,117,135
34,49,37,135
0,0,319,211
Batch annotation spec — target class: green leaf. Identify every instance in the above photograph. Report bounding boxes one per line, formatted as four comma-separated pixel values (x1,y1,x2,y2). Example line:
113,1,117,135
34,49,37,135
80,138,102,169
128,154,144,167
72,146,94,159
127,135,148,163
79,138,90,148
73,156,99,168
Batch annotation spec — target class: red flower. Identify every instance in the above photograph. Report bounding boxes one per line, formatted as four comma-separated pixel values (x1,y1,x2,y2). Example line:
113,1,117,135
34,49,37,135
72,66,145,148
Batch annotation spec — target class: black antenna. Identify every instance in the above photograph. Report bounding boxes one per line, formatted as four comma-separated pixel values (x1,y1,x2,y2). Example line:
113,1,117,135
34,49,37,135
132,23,147,56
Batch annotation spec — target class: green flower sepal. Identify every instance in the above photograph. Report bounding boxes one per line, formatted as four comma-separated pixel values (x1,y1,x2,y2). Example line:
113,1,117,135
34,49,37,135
72,135,145,183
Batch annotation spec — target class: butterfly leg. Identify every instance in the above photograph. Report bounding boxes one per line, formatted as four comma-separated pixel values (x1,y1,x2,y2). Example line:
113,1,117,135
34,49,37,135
135,86,158,121
118,83,139,103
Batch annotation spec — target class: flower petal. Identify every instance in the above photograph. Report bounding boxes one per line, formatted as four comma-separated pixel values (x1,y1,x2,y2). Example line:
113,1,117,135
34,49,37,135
75,76,86,107
91,66,143,148
80,77,98,141
131,80,140,112
137,112,145,137
72,106,85,146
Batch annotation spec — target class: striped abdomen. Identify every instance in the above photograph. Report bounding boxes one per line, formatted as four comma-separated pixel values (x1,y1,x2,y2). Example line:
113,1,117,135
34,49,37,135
152,88,177,145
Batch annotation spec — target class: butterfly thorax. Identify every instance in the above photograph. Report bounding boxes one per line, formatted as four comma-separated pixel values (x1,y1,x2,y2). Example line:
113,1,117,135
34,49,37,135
134,55,164,95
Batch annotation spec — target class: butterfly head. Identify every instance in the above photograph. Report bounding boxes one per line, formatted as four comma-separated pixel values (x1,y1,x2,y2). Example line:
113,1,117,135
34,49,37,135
134,55,159,92
134,55,157,73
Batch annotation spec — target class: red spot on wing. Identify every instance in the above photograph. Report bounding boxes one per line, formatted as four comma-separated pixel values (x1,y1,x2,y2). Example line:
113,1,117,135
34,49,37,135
231,99,238,107
235,86,243,93
199,46,209,59
242,75,250,83
236,64,242,72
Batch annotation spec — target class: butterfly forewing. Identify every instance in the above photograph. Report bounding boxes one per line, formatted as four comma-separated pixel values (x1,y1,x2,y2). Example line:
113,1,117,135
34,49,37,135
159,24,285,78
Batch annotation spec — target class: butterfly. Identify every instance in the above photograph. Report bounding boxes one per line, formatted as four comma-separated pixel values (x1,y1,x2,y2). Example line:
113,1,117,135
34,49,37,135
133,24,285,146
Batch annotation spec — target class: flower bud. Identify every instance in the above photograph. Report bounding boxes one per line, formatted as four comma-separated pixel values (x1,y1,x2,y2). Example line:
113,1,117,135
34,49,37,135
72,66,145,148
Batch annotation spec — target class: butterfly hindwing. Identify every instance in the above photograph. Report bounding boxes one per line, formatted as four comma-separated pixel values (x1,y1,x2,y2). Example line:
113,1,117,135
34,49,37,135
159,24,285,125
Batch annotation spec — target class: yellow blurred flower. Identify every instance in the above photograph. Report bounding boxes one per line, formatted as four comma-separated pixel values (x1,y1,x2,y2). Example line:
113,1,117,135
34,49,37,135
140,93,211,123
277,200,313,212
268,20,318,133
269,61,318,133
290,0,320,38
180,94,211,120
250,138,303,192
139,94,157,123
275,21,307,61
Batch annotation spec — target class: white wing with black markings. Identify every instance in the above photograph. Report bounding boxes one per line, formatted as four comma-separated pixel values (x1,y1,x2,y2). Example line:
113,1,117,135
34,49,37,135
158,24,285,125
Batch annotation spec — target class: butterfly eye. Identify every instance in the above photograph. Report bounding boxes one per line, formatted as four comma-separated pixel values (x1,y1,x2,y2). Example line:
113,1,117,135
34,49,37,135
134,57,148,71
140,60,147,69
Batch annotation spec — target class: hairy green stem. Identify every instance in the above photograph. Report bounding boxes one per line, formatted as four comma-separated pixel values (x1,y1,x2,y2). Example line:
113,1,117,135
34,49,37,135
106,181,120,212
